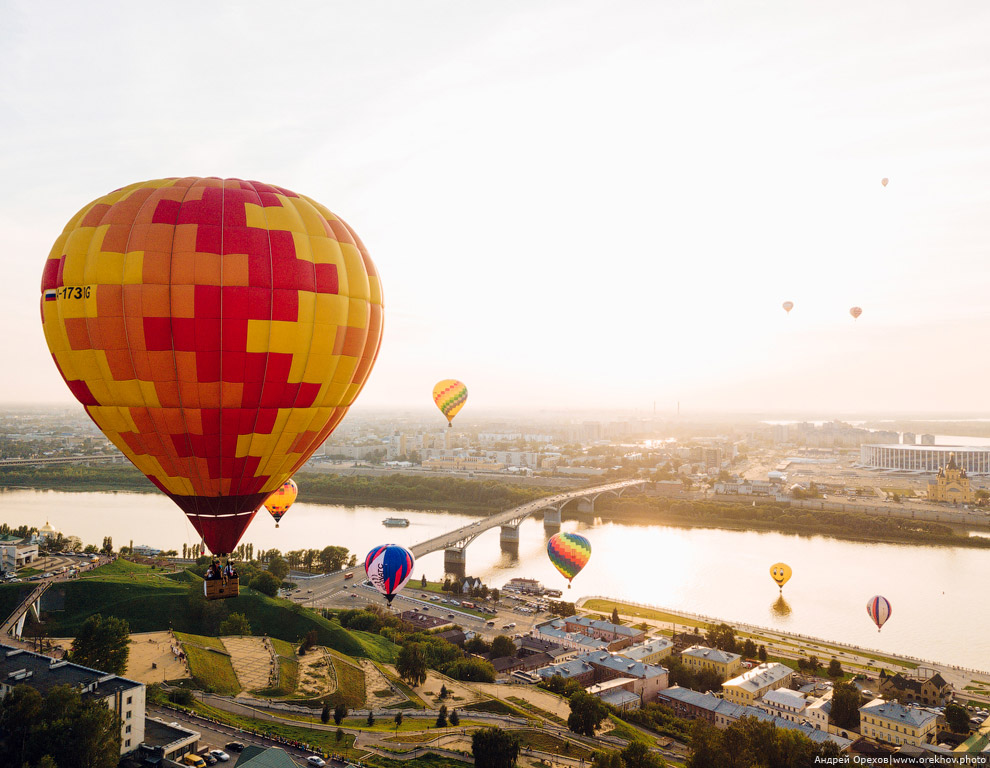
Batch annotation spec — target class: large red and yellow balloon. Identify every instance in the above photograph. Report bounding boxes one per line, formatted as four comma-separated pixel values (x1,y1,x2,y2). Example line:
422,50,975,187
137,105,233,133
40,178,383,554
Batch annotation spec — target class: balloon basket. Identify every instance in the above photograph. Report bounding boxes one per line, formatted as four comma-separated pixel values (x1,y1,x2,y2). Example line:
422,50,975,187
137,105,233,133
204,577,239,600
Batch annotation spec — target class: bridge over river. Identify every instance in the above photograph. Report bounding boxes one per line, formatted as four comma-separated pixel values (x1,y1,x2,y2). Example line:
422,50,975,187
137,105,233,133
302,478,646,599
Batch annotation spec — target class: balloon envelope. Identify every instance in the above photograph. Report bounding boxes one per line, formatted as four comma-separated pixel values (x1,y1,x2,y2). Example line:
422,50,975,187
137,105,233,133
264,478,298,526
547,532,591,584
850,306,863,320
867,595,892,631
769,562,792,588
782,301,794,314
433,379,468,426
364,544,415,603
881,178,889,187
40,178,384,553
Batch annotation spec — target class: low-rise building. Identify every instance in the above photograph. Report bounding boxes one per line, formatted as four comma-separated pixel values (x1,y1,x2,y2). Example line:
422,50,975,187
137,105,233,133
140,717,202,764
0,534,38,572
805,690,833,732
859,698,938,747
878,669,952,706
0,645,145,756
534,619,610,652
537,650,668,706
588,678,641,711
681,645,743,681
722,663,793,706
562,615,646,650
619,636,674,665
758,688,808,723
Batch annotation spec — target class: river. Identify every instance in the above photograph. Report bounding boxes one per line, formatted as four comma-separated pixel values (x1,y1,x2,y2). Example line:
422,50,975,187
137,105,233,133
2,488,987,671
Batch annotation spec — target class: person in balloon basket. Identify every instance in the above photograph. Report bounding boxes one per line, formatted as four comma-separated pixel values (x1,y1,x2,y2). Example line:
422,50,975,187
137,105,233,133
205,558,222,581
223,560,237,582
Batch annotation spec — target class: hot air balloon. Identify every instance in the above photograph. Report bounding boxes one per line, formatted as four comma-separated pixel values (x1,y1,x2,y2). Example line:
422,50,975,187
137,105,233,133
547,532,591,588
769,562,792,591
850,306,863,320
40,178,384,561
264,478,298,528
782,301,794,314
881,178,889,187
364,544,415,605
866,595,891,632
433,380,467,427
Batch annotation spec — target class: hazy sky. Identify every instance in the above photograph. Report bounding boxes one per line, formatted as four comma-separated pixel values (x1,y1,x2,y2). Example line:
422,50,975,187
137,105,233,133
3,1,990,414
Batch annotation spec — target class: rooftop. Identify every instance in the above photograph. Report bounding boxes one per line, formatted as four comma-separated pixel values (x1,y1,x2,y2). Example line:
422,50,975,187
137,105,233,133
621,637,674,660
565,615,642,638
761,688,808,710
598,688,641,707
723,663,792,693
0,645,142,697
682,645,741,665
860,698,939,728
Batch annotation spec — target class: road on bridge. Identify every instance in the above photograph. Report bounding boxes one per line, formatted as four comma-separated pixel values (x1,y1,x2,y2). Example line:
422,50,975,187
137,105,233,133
297,478,645,605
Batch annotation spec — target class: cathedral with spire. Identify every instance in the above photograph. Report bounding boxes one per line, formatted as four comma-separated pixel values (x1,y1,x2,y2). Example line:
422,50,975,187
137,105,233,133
926,452,974,504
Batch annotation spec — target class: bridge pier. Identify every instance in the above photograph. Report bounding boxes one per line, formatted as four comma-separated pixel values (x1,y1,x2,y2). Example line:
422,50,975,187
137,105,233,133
543,507,561,529
577,498,595,513
444,547,466,576
499,525,520,543
15,612,26,637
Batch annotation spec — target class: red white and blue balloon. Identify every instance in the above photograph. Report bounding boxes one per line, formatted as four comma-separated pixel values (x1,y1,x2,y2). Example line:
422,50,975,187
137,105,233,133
364,544,415,604
866,595,891,632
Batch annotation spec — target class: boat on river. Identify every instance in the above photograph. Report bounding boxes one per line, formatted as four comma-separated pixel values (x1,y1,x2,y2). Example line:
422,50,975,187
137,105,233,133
382,517,410,527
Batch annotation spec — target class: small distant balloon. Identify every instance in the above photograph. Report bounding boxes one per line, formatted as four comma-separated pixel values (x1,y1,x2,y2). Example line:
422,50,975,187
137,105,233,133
769,562,792,590
782,301,794,314
867,595,892,632
264,479,298,529
364,544,415,605
850,306,863,320
433,380,468,427
881,178,889,187
547,532,591,588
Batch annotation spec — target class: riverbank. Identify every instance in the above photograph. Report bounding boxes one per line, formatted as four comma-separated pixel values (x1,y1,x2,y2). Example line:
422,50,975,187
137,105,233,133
595,496,990,550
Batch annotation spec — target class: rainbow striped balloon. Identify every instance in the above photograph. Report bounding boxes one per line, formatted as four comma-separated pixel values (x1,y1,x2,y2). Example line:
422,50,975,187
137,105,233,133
364,544,415,604
433,379,468,426
264,478,298,528
866,595,891,632
547,532,591,588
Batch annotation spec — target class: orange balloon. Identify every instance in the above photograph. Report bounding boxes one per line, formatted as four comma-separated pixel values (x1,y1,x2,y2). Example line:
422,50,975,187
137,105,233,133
850,306,863,320
881,178,889,187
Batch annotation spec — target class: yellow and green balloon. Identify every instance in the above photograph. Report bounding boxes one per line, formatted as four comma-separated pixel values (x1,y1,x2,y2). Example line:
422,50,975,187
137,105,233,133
433,379,467,427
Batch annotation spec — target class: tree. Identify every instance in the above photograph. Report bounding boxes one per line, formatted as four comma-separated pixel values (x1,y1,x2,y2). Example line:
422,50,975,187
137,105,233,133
367,711,375,726
490,635,516,659
336,727,344,742
394,711,403,731
442,658,496,682
218,612,251,636
68,614,129,675
828,658,843,677
472,727,520,768
300,630,318,655
250,571,280,597
397,642,428,686
758,645,767,662
742,639,757,658
268,555,289,582
465,637,491,655
621,741,665,768
450,708,460,726
491,588,499,603
705,623,737,653
334,702,347,725
611,607,620,624
439,684,449,699
321,702,331,725
829,681,861,729
421,574,428,588
567,690,608,736
591,750,624,768
945,703,970,733
101,536,113,555
436,704,448,728
0,683,42,765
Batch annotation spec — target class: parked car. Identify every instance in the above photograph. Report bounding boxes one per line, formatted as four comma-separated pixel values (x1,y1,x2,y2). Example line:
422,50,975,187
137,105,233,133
224,742,245,752
181,755,206,768
307,758,327,767
209,749,230,762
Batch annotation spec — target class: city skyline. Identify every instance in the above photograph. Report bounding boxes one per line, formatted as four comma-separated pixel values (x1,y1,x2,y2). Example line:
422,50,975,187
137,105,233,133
4,2,990,413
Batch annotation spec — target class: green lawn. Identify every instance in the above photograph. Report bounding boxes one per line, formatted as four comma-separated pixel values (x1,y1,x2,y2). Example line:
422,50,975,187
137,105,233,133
506,697,562,725
189,701,363,757
0,583,36,621
38,567,399,661
175,632,226,651
515,730,594,758
366,754,470,768
461,699,527,718
184,645,241,695
327,649,367,708
608,715,653,745
377,665,427,708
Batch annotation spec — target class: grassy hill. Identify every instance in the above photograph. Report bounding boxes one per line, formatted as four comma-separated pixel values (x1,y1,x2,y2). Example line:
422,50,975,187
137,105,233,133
40,560,398,662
